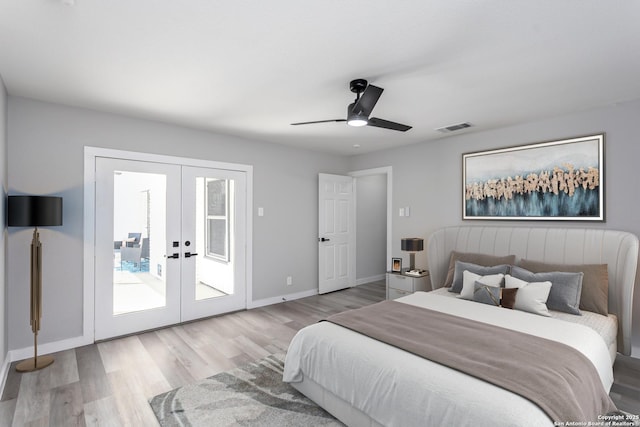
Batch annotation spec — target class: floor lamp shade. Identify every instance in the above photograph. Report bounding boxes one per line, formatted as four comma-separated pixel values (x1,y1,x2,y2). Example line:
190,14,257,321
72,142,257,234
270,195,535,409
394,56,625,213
8,195,63,372
8,196,63,227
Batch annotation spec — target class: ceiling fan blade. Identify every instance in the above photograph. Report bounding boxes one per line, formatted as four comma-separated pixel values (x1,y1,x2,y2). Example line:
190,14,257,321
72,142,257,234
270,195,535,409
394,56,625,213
351,84,383,117
291,119,347,126
367,117,412,132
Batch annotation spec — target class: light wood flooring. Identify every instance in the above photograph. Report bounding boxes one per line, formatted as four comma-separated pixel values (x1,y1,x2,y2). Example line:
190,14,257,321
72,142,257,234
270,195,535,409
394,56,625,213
0,281,385,426
612,353,640,416
1,280,639,426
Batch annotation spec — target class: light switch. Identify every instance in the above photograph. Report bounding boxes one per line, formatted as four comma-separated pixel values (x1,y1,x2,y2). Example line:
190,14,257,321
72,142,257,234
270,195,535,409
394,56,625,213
399,208,405,217
405,206,411,217
258,207,264,217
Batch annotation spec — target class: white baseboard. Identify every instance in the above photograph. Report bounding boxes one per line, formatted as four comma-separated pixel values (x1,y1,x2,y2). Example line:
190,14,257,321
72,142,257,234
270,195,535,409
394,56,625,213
248,288,318,309
8,334,92,366
0,334,92,396
355,274,385,286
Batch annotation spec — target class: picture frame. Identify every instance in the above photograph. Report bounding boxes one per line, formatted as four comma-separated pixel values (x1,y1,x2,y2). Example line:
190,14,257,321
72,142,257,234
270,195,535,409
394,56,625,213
391,257,402,273
463,134,604,221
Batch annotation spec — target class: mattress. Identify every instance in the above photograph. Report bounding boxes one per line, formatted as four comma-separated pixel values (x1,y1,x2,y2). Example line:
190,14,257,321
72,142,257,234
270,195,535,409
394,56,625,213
283,290,615,427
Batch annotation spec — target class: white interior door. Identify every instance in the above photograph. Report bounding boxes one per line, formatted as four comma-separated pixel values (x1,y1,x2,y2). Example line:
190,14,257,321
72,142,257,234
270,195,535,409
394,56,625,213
95,157,248,340
318,173,355,294
95,158,182,340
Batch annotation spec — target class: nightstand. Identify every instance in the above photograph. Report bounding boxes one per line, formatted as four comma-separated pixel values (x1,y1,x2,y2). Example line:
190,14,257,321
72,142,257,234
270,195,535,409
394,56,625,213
386,271,430,300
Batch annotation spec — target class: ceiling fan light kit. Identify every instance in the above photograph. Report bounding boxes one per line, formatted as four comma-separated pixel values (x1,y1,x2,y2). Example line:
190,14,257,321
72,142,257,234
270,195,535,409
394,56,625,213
346,103,368,127
291,79,412,132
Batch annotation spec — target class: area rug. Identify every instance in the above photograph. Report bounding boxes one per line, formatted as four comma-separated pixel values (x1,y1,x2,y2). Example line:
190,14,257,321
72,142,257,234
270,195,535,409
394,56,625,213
149,354,343,426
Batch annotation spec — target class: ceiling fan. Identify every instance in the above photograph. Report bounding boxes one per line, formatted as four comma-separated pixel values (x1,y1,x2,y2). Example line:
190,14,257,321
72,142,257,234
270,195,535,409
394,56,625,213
291,79,412,132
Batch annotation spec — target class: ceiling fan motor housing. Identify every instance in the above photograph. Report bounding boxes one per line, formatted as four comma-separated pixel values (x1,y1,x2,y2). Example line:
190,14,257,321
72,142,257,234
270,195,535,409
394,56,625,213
350,79,368,94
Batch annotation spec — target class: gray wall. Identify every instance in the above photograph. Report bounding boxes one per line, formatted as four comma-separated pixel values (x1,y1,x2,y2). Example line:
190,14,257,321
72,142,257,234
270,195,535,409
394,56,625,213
355,174,387,282
6,94,640,357
7,96,348,351
0,76,7,367
349,99,640,356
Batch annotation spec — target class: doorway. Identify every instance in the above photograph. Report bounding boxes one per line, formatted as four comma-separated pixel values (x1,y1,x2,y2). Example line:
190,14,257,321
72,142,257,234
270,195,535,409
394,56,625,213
351,167,392,281
86,149,251,341
317,167,392,293
354,172,388,285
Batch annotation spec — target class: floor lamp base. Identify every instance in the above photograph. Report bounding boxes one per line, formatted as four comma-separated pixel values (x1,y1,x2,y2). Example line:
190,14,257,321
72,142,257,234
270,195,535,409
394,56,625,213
15,228,55,373
15,355,54,372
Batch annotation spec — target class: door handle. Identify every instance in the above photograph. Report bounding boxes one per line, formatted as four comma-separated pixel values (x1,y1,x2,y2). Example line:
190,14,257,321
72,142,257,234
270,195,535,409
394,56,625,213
184,252,199,258
319,237,330,242
165,253,180,259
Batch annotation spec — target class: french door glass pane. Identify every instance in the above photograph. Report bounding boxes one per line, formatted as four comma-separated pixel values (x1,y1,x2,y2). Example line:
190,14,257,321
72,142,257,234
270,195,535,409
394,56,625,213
207,219,227,258
207,179,226,216
205,179,228,260
112,170,167,314
194,176,234,300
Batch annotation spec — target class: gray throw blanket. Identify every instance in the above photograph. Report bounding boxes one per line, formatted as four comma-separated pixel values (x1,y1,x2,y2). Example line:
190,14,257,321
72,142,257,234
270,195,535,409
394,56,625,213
324,300,617,423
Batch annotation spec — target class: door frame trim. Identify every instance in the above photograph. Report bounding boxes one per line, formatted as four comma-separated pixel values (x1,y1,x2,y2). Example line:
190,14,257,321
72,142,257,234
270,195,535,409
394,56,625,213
83,146,253,342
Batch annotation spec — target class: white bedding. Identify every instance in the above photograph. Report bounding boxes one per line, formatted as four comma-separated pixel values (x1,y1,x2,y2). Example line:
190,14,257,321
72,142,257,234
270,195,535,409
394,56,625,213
433,287,619,363
283,290,614,427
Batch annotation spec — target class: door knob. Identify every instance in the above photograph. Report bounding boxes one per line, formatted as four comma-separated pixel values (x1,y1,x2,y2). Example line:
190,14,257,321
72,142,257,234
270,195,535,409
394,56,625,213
319,237,331,242
165,253,180,259
184,252,199,258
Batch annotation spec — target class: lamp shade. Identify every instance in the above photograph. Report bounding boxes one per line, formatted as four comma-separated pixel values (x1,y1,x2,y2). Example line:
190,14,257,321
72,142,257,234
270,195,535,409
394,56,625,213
8,196,63,227
401,237,423,252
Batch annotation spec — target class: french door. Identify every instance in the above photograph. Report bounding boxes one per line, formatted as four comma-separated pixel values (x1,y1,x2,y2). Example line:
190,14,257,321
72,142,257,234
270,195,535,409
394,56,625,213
95,157,247,340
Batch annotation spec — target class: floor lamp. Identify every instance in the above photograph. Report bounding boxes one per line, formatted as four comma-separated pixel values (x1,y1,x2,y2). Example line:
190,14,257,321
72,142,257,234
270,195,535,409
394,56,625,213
8,195,63,372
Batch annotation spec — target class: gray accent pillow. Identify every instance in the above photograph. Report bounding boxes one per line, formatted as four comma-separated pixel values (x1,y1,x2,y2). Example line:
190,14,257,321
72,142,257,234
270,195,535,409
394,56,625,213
473,281,501,306
443,251,516,287
518,260,608,316
510,266,583,315
449,261,511,294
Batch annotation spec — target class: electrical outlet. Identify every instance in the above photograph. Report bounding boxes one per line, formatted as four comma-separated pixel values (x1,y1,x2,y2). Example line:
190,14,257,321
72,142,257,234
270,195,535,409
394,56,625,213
286,276,293,286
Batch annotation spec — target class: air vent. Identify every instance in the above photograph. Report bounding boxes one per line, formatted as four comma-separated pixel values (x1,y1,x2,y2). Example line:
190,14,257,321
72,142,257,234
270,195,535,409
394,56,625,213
435,122,473,133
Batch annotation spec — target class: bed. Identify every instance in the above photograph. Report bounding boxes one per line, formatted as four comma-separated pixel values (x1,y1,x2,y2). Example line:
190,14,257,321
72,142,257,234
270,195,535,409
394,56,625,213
283,226,639,427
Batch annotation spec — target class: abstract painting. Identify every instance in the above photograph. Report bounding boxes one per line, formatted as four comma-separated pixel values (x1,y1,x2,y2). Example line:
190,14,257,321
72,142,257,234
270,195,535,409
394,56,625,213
463,134,604,221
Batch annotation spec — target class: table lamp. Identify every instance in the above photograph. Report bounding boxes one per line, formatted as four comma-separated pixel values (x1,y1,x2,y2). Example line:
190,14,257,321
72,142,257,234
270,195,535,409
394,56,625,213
8,195,63,372
401,237,424,272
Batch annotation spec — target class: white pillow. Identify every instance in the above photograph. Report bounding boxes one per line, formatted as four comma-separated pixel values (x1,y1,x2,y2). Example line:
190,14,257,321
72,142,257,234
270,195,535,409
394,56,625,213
504,274,552,317
459,270,504,300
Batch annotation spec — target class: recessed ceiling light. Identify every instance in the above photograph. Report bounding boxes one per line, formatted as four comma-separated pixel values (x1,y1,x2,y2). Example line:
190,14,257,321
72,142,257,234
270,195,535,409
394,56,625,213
62,0,75,6
353,144,361,148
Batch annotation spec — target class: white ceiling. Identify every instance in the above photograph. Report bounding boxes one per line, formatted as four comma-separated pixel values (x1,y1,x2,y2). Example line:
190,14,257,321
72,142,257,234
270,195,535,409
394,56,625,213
1,1,640,155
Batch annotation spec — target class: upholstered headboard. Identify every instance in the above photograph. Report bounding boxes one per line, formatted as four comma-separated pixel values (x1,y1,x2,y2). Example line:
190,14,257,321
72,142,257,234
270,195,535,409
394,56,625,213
427,226,639,356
